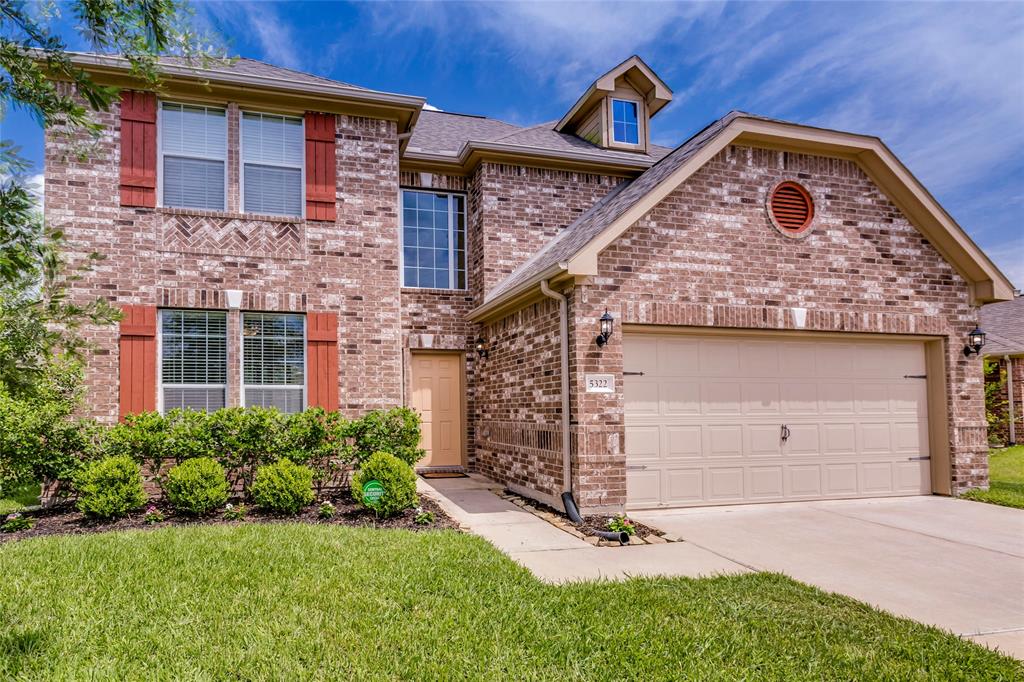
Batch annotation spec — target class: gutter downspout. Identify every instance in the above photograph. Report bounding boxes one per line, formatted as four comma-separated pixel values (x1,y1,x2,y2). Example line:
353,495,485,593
540,280,572,495
1007,355,1017,446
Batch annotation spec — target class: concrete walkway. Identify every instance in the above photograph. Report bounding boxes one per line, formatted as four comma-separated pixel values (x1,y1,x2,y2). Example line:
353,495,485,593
633,496,1024,659
417,475,746,582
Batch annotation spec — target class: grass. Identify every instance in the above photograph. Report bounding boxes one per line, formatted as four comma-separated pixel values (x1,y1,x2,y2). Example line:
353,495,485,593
0,525,1018,680
0,483,40,515
962,445,1024,509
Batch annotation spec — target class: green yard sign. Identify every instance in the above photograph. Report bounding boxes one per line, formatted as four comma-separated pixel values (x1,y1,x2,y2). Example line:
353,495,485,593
362,480,385,506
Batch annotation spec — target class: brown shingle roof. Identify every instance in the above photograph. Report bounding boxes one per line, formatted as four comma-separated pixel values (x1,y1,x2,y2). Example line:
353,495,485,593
406,111,672,163
158,55,364,90
981,295,1024,355
485,111,750,302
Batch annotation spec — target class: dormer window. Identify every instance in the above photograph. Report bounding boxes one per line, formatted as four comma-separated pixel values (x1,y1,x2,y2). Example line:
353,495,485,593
612,99,640,145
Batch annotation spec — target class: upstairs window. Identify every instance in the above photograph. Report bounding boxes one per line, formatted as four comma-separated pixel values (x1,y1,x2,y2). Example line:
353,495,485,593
242,312,305,413
242,112,304,217
159,309,227,412
401,190,466,290
160,103,227,210
611,99,640,145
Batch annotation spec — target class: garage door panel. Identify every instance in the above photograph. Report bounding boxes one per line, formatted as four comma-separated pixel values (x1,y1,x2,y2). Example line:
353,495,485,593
666,426,702,459
748,424,783,457
625,425,660,461
739,342,780,377
700,340,741,376
747,466,784,498
703,382,742,414
782,382,819,415
742,383,781,414
665,468,703,503
625,333,930,509
664,382,700,414
707,467,744,500
788,464,823,497
705,424,743,457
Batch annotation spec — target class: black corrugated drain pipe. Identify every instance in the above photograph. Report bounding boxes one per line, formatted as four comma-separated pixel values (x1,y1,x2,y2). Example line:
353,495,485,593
562,491,630,545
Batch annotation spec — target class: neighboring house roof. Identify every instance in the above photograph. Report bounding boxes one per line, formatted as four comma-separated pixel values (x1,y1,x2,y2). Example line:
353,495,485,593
981,296,1024,356
405,111,672,171
472,110,1016,320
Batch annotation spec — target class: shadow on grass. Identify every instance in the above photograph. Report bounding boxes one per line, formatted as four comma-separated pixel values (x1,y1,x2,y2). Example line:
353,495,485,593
0,629,49,674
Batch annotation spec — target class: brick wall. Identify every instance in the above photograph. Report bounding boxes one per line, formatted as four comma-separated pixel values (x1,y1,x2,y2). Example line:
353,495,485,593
986,356,1024,446
46,96,404,421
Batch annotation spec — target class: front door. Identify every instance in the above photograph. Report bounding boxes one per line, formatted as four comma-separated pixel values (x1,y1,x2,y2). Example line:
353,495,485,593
410,352,464,467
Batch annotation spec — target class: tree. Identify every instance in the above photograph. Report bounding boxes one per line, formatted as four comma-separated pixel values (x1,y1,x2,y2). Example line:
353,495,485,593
0,0,222,397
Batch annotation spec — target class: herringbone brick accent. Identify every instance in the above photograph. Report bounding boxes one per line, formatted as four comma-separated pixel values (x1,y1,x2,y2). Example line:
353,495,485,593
161,213,304,258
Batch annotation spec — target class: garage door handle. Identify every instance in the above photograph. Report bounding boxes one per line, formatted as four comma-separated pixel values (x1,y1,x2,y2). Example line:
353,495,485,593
781,424,790,442
626,465,648,470
907,456,931,461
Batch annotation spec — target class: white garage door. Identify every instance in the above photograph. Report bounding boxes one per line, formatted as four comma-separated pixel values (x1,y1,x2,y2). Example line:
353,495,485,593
624,333,931,509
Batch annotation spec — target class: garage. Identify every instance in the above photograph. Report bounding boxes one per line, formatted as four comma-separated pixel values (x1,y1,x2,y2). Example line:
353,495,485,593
624,332,932,509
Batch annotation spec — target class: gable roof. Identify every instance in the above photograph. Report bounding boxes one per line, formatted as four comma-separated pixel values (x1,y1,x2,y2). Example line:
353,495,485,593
981,296,1024,356
556,55,673,134
471,111,1015,320
405,110,672,172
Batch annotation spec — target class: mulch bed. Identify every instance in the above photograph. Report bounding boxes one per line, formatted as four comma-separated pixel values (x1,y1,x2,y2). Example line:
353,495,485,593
578,514,664,540
0,492,459,544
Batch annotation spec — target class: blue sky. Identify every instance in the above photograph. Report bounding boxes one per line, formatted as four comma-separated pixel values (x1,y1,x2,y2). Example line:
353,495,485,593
5,1,1023,287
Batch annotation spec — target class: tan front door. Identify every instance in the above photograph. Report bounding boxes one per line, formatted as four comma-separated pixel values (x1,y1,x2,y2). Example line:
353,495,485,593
624,333,931,509
410,352,464,467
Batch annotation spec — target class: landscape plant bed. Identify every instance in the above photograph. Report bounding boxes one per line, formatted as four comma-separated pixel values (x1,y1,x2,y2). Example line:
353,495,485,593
0,493,457,544
498,490,676,546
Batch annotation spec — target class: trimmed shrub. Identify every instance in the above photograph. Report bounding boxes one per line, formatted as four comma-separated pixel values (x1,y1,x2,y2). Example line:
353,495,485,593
278,408,350,493
74,456,147,519
164,457,229,515
351,451,417,517
250,459,314,514
347,407,424,467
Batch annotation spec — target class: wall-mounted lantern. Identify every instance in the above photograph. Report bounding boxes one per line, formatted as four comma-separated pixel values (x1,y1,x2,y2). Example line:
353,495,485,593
475,337,489,360
596,310,614,347
963,327,986,357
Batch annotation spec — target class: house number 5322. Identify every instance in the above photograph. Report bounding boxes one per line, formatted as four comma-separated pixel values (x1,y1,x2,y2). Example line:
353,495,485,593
585,374,615,393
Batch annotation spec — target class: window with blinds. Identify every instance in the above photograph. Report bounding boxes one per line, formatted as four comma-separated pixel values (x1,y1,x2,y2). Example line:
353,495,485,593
242,312,305,413
159,309,227,412
160,103,227,210
401,190,466,290
242,112,304,217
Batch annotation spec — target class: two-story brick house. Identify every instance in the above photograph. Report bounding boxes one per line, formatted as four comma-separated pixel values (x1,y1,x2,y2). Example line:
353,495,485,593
47,54,1013,514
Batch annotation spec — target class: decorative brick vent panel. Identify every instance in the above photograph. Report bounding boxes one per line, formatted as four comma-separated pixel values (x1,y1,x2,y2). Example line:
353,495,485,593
161,213,305,258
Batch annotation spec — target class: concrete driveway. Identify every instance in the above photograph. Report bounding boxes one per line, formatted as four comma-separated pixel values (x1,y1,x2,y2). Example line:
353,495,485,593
633,496,1024,657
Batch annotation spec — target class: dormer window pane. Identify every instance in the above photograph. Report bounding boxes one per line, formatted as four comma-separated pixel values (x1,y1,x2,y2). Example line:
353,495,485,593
612,99,639,145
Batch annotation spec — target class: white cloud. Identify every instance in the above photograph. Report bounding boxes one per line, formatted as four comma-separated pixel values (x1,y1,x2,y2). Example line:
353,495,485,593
196,1,305,70
27,172,43,210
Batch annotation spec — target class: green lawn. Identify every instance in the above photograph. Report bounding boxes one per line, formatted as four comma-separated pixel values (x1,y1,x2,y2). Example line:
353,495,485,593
0,483,40,515
962,445,1024,509
0,525,1018,680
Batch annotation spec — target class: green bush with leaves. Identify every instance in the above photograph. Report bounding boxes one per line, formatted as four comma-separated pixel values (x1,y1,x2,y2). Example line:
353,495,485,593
250,459,314,515
74,456,147,519
278,408,349,493
347,407,424,467
351,451,418,517
164,457,229,515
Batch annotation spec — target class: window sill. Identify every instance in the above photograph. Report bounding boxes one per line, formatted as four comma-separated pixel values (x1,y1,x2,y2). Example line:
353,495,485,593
157,207,304,224
401,287,471,295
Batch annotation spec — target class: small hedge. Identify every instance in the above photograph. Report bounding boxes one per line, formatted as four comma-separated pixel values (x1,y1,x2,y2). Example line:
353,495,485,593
165,457,229,515
74,456,147,519
351,451,418,517
251,459,314,514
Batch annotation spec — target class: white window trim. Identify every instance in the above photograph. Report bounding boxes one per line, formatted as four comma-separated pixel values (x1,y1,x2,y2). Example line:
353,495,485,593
609,97,642,147
157,308,229,414
239,111,306,219
399,189,468,291
240,312,307,413
156,101,229,211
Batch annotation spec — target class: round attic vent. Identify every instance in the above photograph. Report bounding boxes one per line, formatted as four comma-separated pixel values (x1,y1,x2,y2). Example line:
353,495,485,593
768,181,815,235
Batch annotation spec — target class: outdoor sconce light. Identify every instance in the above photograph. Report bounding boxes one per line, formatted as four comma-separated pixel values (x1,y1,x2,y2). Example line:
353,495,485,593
475,337,489,360
596,310,614,347
963,326,986,357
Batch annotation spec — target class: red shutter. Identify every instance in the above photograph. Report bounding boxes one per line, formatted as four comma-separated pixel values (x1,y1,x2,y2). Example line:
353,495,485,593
119,305,157,420
304,112,337,221
119,91,157,208
306,312,339,411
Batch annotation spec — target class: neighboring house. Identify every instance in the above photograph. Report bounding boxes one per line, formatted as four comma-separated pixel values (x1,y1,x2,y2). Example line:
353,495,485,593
981,295,1023,446
46,53,1014,513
